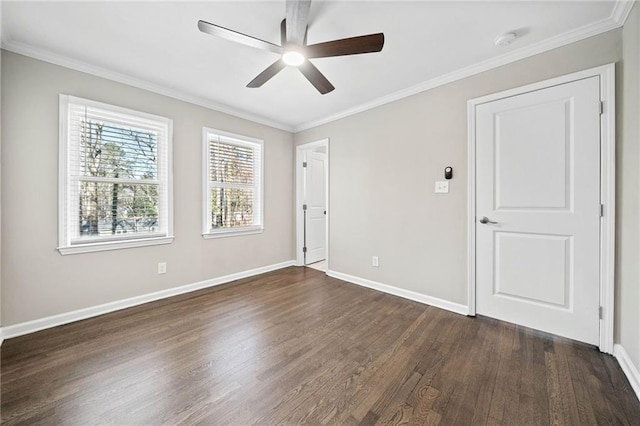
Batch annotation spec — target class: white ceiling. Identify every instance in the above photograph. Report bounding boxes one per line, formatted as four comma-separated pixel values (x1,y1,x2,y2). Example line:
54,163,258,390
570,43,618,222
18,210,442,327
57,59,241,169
1,1,628,131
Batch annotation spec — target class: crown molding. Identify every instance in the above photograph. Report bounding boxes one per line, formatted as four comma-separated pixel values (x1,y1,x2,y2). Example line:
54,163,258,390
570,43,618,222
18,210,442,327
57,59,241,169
293,11,625,132
611,0,635,25
0,39,294,132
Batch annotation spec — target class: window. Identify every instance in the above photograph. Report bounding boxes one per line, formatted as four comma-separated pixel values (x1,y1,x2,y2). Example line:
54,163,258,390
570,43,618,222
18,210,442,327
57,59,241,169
58,95,173,254
202,128,263,238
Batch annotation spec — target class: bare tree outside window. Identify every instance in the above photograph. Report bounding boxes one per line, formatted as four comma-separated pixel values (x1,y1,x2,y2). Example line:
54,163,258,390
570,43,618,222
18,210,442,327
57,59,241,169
78,119,159,238
204,130,263,236
210,141,255,229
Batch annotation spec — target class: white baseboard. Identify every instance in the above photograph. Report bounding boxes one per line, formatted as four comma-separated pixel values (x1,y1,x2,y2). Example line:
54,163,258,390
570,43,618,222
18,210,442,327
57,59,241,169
327,270,469,316
1,260,295,341
614,344,640,402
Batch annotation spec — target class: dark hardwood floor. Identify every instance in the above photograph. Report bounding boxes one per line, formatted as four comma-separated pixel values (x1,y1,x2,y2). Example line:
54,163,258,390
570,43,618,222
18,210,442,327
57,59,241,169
2,267,639,425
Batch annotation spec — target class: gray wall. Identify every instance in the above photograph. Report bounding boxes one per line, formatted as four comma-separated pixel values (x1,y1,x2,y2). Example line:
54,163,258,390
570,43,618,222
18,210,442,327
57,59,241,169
619,2,640,374
295,30,622,307
1,51,294,326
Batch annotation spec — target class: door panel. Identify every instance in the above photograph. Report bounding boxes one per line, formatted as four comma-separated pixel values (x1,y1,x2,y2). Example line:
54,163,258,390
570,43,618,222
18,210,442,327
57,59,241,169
476,76,600,345
494,232,570,308
305,151,326,264
494,100,570,210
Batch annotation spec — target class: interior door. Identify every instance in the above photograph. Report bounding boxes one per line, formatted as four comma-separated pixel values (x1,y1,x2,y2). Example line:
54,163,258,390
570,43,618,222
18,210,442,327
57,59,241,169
305,151,327,265
475,76,601,345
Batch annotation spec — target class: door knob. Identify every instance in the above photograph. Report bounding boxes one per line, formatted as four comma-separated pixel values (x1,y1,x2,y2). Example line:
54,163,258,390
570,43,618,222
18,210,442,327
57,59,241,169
479,216,498,224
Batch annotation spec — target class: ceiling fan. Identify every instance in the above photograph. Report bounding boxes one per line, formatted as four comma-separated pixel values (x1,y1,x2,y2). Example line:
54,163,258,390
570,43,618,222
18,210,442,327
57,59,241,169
198,0,385,94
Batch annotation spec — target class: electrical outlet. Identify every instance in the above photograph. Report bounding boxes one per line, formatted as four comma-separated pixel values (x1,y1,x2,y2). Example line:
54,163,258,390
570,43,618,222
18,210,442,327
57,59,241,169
435,181,449,193
158,262,167,274
372,256,379,267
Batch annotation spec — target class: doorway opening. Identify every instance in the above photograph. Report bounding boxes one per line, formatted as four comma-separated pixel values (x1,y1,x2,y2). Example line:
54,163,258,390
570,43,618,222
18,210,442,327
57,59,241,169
296,139,329,272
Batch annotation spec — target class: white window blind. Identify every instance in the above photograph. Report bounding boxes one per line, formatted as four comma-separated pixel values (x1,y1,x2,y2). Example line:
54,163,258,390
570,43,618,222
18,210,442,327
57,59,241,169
203,128,263,237
59,95,173,254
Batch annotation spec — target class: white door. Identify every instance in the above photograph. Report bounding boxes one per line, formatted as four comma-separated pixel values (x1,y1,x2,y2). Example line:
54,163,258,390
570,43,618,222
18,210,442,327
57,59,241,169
475,76,601,345
304,151,327,264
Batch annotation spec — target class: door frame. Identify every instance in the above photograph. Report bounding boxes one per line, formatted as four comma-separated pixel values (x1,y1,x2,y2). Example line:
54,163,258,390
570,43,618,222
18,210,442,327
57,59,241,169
467,63,616,353
295,138,330,268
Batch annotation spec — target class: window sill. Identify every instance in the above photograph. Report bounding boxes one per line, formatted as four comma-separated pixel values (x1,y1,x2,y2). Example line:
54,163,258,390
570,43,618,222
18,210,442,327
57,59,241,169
202,227,264,239
58,236,174,255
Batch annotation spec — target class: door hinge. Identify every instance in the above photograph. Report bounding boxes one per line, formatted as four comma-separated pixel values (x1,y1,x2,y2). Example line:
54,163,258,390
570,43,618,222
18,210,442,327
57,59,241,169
600,101,604,115
302,161,307,168
303,246,307,253
600,203,604,217
599,306,604,319
302,204,307,211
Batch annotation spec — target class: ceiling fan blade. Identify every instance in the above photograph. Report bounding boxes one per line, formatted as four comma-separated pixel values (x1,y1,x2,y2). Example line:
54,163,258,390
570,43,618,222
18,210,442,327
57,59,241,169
306,33,384,58
286,0,311,46
299,60,334,94
198,20,283,55
247,60,287,88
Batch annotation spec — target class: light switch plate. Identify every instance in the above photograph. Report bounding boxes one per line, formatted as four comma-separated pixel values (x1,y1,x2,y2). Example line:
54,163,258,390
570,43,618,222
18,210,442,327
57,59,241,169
435,181,449,193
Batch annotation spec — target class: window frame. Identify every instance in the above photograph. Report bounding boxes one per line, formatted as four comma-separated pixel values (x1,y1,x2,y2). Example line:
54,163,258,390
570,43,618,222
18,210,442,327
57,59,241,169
58,94,174,255
202,127,264,239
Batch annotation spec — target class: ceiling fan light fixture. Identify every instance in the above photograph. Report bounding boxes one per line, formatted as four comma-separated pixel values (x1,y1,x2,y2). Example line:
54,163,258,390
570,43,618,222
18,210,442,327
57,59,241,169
282,49,305,66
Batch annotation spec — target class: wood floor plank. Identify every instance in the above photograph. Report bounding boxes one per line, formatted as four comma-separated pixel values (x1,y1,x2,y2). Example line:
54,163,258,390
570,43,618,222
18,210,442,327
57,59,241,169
545,350,564,426
374,372,421,425
467,321,503,425
486,321,518,424
2,266,639,425
431,313,484,424
408,385,440,426
555,341,583,425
